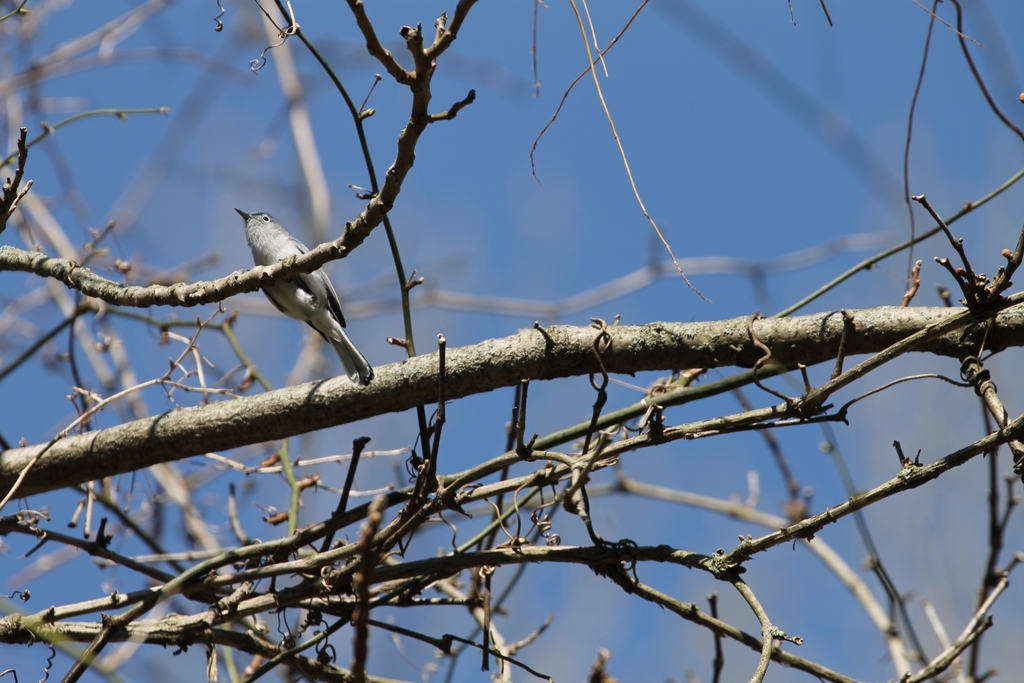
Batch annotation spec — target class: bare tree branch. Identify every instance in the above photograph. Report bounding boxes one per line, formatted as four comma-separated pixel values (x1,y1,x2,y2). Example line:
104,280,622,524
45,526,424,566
4,302,1024,497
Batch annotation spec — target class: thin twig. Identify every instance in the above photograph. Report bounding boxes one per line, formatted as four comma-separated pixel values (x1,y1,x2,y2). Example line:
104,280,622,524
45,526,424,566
565,0,703,297
903,1,939,276
709,593,724,683
351,496,386,683
320,436,372,552
947,0,1024,143
732,579,802,683
902,260,923,307
905,560,1019,682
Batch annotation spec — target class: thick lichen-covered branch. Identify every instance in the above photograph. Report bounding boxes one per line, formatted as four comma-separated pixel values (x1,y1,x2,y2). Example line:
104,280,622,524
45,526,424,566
4,303,1024,497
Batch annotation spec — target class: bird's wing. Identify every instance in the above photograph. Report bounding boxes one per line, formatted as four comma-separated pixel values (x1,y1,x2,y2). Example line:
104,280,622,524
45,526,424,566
261,285,291,315
285,234,347,329
316,269,347,329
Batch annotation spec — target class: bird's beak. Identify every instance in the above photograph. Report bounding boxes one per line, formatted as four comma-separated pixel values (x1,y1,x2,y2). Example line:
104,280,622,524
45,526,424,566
234,208,250,220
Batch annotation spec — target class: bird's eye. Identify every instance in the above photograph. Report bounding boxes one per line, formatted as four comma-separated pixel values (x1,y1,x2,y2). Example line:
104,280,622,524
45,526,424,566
262,215,270,222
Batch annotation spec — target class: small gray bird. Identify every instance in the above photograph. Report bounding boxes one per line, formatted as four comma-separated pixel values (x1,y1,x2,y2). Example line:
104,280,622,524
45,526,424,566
236,208,373,385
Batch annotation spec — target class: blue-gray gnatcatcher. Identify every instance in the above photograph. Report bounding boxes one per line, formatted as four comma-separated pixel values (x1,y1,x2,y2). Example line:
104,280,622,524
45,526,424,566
236,209,374,385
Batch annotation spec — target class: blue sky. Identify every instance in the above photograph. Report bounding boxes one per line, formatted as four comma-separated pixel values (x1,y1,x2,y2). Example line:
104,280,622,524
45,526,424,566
3,1,1024,681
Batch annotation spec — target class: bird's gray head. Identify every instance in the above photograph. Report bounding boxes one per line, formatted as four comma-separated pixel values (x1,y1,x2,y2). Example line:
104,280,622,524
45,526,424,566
235,209,291,256
235,208,280,229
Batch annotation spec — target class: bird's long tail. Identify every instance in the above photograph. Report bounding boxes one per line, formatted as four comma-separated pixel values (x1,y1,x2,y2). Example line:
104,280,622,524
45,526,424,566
330,330,374,386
